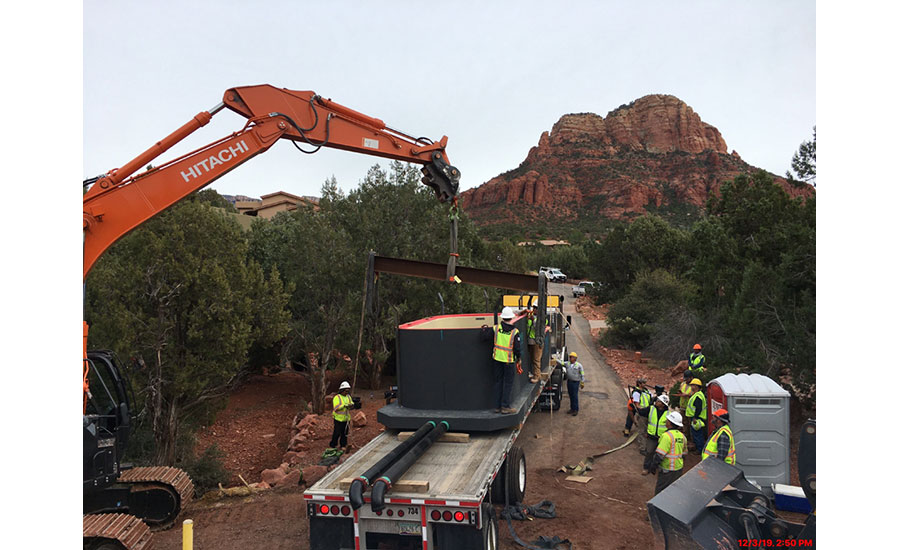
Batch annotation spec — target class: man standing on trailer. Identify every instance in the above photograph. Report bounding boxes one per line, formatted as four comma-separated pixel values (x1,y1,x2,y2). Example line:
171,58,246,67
563,351,585,416
524,305,549,384
482,307,522,415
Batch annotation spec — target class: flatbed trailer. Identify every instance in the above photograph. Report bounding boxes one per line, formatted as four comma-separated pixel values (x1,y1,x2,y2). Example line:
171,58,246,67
304,352,562,550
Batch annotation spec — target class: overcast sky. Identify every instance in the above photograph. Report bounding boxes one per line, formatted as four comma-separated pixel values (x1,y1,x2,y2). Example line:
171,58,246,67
83,0,815,200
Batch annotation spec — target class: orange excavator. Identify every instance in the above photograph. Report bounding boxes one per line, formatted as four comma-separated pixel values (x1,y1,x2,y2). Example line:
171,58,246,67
82,85,461,550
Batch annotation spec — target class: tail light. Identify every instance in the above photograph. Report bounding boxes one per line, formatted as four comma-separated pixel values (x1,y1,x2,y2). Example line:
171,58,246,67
454,511,465,522
431,510,441,521
442,511,452,521
341,505,351,516
319,504,329,515
330,505,340,515
397,509,405,517
387,509,394,517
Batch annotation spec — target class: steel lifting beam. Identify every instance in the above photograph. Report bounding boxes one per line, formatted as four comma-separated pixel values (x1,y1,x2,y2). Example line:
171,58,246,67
371,255,539,292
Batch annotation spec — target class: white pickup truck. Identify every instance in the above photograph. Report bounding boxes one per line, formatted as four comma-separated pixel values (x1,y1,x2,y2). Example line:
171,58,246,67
572,281,596,297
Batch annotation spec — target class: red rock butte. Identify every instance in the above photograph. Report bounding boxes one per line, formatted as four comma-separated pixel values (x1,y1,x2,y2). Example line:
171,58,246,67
460,94,813,227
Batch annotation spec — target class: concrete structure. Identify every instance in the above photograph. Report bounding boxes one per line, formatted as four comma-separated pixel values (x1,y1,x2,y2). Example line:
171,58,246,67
706,373,791,488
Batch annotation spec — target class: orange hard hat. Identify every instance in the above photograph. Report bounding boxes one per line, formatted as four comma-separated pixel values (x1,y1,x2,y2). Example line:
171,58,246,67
713,409,728,417
713,409,730,423
693,344,702,350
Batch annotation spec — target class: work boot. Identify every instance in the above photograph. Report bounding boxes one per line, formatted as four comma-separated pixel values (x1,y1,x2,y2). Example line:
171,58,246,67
641,469,649,476
623,429,631,437
500,407,518,415
572,411,578,416
493,408,502,413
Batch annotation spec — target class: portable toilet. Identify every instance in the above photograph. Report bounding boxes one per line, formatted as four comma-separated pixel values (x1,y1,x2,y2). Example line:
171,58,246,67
706,373,791,488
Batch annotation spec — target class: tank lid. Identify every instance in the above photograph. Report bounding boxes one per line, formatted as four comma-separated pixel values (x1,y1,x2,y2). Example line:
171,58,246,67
709,373,790,397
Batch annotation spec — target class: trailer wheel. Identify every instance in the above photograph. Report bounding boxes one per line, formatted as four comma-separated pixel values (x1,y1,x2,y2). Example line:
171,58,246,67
482,502,499,550
505,445,526,504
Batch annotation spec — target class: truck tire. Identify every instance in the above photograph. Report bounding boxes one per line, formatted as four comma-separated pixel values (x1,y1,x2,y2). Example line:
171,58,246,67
481,502,499,550
505,445,526,504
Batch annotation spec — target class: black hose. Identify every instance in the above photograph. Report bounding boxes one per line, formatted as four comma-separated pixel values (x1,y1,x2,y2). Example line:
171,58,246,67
370,421,449,512
349,421,436,510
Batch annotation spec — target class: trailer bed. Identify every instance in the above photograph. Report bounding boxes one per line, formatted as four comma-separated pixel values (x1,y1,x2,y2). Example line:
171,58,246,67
309,428,517,503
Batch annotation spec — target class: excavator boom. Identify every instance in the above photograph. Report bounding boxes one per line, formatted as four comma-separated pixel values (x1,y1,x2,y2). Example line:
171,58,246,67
83,84,460,280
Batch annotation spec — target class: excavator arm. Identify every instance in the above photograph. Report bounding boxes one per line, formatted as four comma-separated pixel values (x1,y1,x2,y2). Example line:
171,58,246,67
83,84,461,280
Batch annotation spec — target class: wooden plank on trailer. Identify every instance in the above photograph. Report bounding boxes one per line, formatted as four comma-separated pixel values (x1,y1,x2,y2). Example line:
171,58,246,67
338,478,430,492
397,432,470,443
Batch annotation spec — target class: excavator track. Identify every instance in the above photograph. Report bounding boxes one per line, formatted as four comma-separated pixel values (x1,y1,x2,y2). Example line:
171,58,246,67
118,466,194,530
83,513,153,550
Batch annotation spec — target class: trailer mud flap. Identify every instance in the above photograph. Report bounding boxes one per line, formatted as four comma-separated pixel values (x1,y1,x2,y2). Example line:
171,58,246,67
309,516,355,550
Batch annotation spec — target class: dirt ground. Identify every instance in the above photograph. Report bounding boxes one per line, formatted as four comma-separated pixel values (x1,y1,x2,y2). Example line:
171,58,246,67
153,290,806,549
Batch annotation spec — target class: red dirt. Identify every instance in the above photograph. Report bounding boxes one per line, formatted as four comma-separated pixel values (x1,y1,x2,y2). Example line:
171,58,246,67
193,370,387,486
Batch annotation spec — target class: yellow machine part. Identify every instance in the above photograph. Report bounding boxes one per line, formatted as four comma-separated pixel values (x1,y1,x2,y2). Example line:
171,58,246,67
503,294,560,308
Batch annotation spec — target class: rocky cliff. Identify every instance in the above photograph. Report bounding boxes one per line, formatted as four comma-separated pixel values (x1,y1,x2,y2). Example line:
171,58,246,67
461,94,814,233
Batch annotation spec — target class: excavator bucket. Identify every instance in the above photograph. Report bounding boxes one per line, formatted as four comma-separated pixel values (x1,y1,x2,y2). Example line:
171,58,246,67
647,458,748,549
647,458,814,549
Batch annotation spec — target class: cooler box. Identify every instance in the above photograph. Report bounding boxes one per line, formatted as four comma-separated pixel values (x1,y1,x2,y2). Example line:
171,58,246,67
773,484,812,514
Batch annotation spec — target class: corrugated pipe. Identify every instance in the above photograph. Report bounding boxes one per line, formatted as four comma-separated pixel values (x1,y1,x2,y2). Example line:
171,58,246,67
370,421,449,512
349,421,436,510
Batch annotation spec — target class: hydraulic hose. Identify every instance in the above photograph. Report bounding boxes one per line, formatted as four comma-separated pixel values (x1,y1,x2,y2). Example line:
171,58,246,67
371,421,449,512
349,421,436,509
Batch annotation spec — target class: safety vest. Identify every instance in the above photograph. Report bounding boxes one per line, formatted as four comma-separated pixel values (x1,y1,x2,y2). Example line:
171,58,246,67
526,316,548,341
702,424,736,465
656,430,685,472
647,406,669,436
678,381,691,409
686,391,707,430
493,325,518,363
638,389,652,409
332,393,352,422
689,352,705,372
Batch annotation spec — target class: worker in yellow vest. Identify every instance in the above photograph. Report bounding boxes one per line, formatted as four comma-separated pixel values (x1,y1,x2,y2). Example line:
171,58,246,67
702,409,736,465
648,411,686,495
670,370,693,412
642,394,669,475
481,307,522,415
329,381,354,450
688,343,705,375
524,306,551,383
624,378,652,441
684,378,708,453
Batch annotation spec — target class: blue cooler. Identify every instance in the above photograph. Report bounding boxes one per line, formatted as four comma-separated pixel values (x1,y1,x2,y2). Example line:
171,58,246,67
773,483,812,514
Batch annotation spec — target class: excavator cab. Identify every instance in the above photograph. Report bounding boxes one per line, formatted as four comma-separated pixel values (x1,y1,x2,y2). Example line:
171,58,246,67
83,350,132,493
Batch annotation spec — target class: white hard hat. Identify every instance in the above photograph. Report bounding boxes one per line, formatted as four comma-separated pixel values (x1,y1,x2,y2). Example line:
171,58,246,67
339,381,351,390
667,411,683,427
500,306,515,320
657,394,670,406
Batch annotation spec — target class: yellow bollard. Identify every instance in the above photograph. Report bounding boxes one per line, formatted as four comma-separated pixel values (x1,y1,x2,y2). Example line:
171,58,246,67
182,519,193,550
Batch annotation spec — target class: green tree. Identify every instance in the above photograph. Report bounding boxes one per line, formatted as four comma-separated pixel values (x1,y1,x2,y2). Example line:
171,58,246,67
786,126,816,187
85,199,290,465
